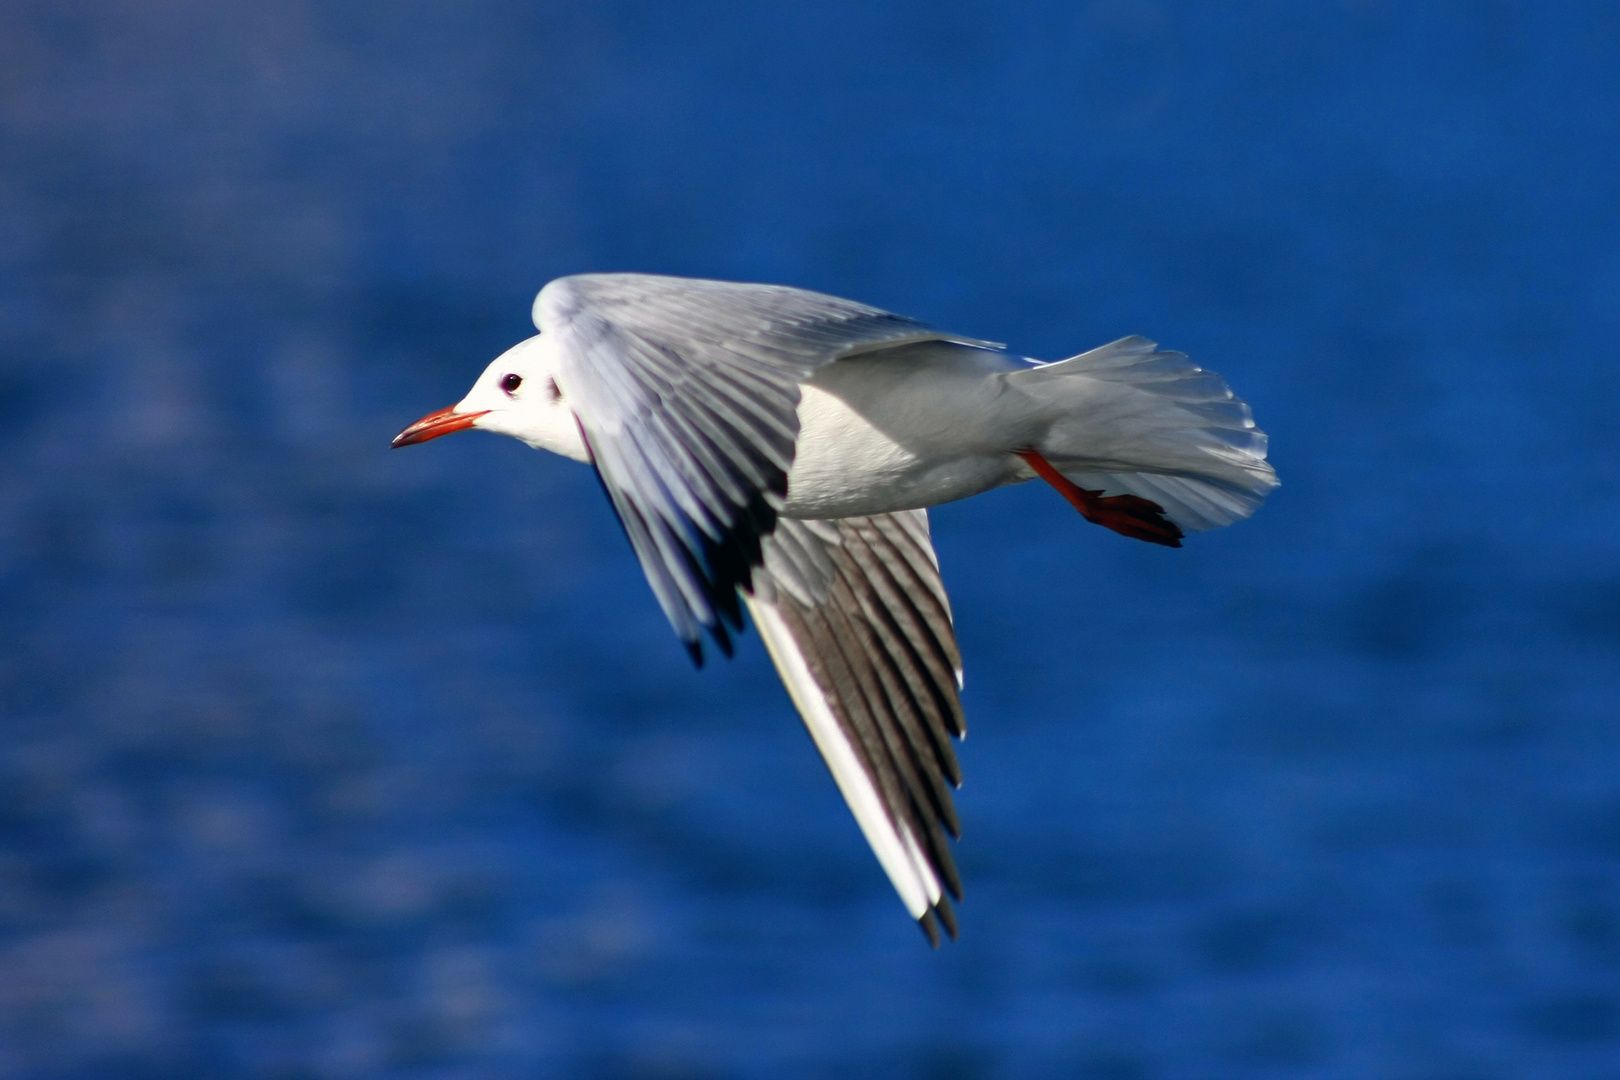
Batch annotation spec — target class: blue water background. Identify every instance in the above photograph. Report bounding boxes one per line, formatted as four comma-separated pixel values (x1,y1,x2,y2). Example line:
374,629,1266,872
4,2,1620,1076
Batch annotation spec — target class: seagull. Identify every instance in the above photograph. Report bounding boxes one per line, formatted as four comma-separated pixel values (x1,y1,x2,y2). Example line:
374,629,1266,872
393,273,1277,945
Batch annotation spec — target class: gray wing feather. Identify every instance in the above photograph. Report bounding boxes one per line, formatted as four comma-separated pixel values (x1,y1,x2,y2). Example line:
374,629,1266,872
750,510,968,944
536,273,998,662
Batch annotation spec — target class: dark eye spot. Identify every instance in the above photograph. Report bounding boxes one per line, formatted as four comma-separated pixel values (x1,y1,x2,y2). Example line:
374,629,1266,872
500,373,522,393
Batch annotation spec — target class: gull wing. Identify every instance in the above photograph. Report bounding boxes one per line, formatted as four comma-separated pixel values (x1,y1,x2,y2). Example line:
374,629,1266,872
746,510,967,945
535,273,997,663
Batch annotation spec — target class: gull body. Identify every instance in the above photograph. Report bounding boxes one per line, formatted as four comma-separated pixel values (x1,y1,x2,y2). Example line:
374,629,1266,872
395,272,1277,944
788,344,1031,519
470,330,1033,518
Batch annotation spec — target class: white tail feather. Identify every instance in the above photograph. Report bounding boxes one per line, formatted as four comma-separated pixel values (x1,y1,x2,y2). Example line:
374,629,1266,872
1008,336,1278,531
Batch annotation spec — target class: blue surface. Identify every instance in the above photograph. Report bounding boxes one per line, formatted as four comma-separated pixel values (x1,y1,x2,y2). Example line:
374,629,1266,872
3,2,1620,1076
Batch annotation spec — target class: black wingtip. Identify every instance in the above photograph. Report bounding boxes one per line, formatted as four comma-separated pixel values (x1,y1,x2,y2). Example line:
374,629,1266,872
683,615,745,668
711,619,735,659
918,910,941,949
935,896,959,941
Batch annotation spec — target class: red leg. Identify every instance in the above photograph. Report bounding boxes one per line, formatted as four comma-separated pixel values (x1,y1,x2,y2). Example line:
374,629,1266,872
1015,450,1184,548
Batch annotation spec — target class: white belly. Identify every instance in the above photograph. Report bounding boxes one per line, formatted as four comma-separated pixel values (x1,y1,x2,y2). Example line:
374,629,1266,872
781,343,1032,519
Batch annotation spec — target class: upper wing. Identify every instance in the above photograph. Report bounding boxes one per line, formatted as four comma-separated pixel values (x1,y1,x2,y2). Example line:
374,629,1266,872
745,510,967,946
535,273,998,663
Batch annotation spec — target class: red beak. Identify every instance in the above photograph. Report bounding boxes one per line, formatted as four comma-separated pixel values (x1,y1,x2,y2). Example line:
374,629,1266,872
391,405,489,448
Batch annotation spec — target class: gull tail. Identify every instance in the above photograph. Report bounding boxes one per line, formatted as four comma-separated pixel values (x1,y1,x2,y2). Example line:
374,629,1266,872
1007,336,1278,534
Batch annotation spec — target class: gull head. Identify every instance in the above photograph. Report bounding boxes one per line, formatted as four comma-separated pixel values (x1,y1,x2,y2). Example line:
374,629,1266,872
391,334,590,462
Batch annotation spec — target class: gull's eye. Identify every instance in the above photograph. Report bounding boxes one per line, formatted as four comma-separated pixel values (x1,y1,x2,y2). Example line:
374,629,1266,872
500,373,523,394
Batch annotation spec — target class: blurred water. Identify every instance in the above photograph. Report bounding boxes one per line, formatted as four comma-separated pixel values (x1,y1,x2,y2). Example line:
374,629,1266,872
3,1,1620,1077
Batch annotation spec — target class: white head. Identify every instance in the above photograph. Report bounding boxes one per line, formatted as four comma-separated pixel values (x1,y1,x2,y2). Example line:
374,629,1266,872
391,334,590,462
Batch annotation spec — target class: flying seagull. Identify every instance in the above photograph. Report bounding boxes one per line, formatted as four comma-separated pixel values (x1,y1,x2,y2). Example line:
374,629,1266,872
393,273,1277,945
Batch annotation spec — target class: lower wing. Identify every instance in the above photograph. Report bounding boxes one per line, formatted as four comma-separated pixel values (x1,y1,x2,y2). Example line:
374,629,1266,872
744,510,967,945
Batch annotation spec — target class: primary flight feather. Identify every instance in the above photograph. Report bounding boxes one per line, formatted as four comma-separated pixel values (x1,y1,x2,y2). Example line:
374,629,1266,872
393,273,1277,945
